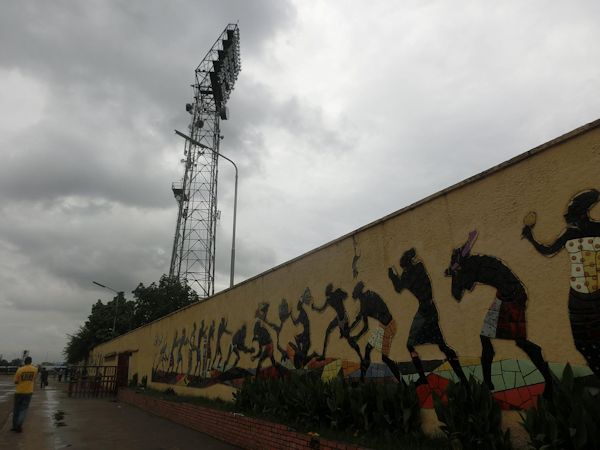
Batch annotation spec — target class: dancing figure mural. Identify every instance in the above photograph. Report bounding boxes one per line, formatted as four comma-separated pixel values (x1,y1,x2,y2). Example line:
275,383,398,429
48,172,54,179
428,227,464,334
167,330,178,373
252,320,277,375
522,189,600,378
224,324,254,369
289,288,316,368
255,301,289,360
445,231,553,397
153,334,168,372
388,248,468,385
187,322,197,375
193,320,206,376
204,321,215,374
350,281,404,384
312,283,362,361
175,327,187,373
212,318,231,370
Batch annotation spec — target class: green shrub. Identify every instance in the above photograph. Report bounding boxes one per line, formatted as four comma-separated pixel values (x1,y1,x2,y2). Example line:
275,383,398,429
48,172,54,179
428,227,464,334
164,387,176,396
520,364,600,449
233,373,422,441
128,372,139,388
433,377,512,450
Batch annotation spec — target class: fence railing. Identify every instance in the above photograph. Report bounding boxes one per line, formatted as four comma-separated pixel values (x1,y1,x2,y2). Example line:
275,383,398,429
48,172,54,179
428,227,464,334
67,365,118,398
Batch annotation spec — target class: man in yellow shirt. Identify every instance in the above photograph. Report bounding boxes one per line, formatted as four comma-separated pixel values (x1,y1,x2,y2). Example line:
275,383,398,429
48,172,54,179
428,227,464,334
12,356,38,433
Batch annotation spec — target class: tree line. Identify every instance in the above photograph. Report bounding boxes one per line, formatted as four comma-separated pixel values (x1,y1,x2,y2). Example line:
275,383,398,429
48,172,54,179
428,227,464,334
64,275,198,364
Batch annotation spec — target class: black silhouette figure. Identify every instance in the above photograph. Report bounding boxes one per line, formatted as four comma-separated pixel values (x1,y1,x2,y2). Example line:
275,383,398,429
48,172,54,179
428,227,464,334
350,281,405,384
204,321,215,375
290,288,317,368
255,301,289,360
446,231,553,398
187,322,197,375
312,283,362,361
278,298,291,331
522,189,600,378
252,320,278,375
154,334,168,372
388,248,468,385
224,324,254,369
194,320,206,376
213,318,231,370
175,328,187,373
167,330,179,373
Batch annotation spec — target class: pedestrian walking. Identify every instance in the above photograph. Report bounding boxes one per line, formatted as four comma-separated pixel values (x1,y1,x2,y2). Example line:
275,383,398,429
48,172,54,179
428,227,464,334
11,356,38,433
39,367,49,389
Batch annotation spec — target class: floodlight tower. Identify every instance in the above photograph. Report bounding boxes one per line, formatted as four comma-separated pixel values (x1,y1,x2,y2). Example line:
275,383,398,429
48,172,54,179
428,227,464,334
169,24,241,299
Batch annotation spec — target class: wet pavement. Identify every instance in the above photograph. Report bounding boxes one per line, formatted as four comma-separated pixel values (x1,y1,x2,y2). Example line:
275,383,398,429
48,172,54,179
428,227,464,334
0,376,240,450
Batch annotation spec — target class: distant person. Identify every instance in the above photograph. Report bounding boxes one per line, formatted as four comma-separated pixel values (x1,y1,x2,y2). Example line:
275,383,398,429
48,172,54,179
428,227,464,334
39,367,49,389
12,356,38,433
57,369,63,383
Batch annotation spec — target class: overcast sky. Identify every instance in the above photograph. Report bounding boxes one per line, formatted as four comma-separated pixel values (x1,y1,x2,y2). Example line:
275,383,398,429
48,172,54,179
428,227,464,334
1,0,599,362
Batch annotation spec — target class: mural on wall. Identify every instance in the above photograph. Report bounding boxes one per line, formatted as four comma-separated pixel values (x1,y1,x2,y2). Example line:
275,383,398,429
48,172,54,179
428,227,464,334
251,316,280,375
288,288,318,369
153,334,167,373
255,299,291,360
312,284,363,362
224,324,253,369
176,327,188,373
522,189,600,378
206,320,215,372
349,281,404,384
167,330,178,373
212,318,232,370
445,230,554,398
144,188,600,409
187,322,197,375
194,320,206,376
388,248,468,385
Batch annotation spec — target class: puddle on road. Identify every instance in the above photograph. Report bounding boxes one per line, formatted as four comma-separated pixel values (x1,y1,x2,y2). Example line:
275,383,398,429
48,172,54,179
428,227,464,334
53,409,67,427
44,389,68,427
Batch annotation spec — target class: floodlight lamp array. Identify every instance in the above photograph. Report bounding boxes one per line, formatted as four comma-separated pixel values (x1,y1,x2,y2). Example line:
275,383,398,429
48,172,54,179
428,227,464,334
206,25,241,110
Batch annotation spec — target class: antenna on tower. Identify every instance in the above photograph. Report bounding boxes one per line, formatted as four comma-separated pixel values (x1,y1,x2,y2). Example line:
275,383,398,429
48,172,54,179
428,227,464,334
169,24,241,299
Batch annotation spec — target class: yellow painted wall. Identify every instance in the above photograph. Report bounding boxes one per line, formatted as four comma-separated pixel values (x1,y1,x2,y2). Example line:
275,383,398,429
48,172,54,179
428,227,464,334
92,120,600,426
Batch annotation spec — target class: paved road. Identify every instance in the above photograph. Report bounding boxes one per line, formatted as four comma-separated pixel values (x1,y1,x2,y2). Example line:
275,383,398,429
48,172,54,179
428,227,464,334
0,377,239,450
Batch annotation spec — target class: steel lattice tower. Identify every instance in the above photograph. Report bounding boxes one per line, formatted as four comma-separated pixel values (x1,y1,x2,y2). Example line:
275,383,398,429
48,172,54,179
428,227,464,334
169,24,241,298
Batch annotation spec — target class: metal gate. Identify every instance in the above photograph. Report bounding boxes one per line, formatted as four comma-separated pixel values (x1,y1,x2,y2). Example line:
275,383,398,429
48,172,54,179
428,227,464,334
68,365,117,398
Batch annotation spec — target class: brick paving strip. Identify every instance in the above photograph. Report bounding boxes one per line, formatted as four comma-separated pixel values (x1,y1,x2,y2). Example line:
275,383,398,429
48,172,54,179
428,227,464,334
118,388,371,450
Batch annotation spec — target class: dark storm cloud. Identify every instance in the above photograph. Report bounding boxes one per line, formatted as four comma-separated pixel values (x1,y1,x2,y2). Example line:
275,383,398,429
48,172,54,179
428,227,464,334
0,0,298,361
0,0,297,208
0,120,175,207
0,0,296,97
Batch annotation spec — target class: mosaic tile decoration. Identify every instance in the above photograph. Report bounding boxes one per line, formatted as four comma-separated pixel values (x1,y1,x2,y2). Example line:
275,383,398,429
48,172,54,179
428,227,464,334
152,357,595,410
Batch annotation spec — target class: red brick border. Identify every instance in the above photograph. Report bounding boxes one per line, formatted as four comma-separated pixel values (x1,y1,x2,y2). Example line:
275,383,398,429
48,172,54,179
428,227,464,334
118,389,369,450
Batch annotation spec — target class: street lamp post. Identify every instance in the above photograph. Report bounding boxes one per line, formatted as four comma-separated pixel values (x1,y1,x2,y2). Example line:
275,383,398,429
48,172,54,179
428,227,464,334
92,281,124,337
174,129,238,288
